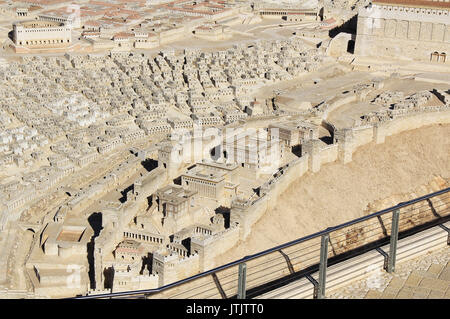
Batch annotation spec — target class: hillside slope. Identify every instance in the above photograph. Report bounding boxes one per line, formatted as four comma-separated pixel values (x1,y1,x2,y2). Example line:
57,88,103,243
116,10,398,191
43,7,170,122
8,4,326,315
215,123,450,265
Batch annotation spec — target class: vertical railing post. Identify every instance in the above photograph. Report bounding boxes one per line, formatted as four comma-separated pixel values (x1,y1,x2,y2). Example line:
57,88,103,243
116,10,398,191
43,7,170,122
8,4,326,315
387,209,400,273
306,274,319,299
237,263,247,299
317,233,329,299
438,224,450,246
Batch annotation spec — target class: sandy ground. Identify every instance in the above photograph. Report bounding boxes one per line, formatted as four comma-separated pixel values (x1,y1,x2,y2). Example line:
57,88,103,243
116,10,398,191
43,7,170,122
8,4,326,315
215,123,450,265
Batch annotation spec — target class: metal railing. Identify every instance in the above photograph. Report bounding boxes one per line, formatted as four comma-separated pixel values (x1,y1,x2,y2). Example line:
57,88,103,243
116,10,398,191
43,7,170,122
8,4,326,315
76,187,450,299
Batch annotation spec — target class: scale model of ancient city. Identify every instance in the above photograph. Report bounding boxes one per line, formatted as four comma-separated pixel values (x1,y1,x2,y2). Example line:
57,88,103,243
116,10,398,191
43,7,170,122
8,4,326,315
0,0,448,300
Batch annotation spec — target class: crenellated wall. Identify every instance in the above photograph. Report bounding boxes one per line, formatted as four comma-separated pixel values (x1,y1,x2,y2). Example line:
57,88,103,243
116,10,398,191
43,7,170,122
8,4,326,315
320,143,339,165
93,166,167,290
93,95,450,291
352,125,374,149
191,225,240,272
229,102,450,248
157,253,200,286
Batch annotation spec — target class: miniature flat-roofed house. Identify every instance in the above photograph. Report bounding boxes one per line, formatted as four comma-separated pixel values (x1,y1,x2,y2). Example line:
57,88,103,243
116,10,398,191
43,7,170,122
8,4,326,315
155,185,199,233
112,240,158,292
268,120,319,148
181,161,239,206
156,185,197,218
114,240,144,262
222,130,284,176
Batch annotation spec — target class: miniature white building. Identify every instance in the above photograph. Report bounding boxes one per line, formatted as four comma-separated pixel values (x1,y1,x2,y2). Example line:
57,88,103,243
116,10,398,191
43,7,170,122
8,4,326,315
12,20,72,51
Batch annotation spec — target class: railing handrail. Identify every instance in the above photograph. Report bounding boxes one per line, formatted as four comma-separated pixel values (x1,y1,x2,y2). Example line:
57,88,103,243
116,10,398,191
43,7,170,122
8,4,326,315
75,186,450,299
